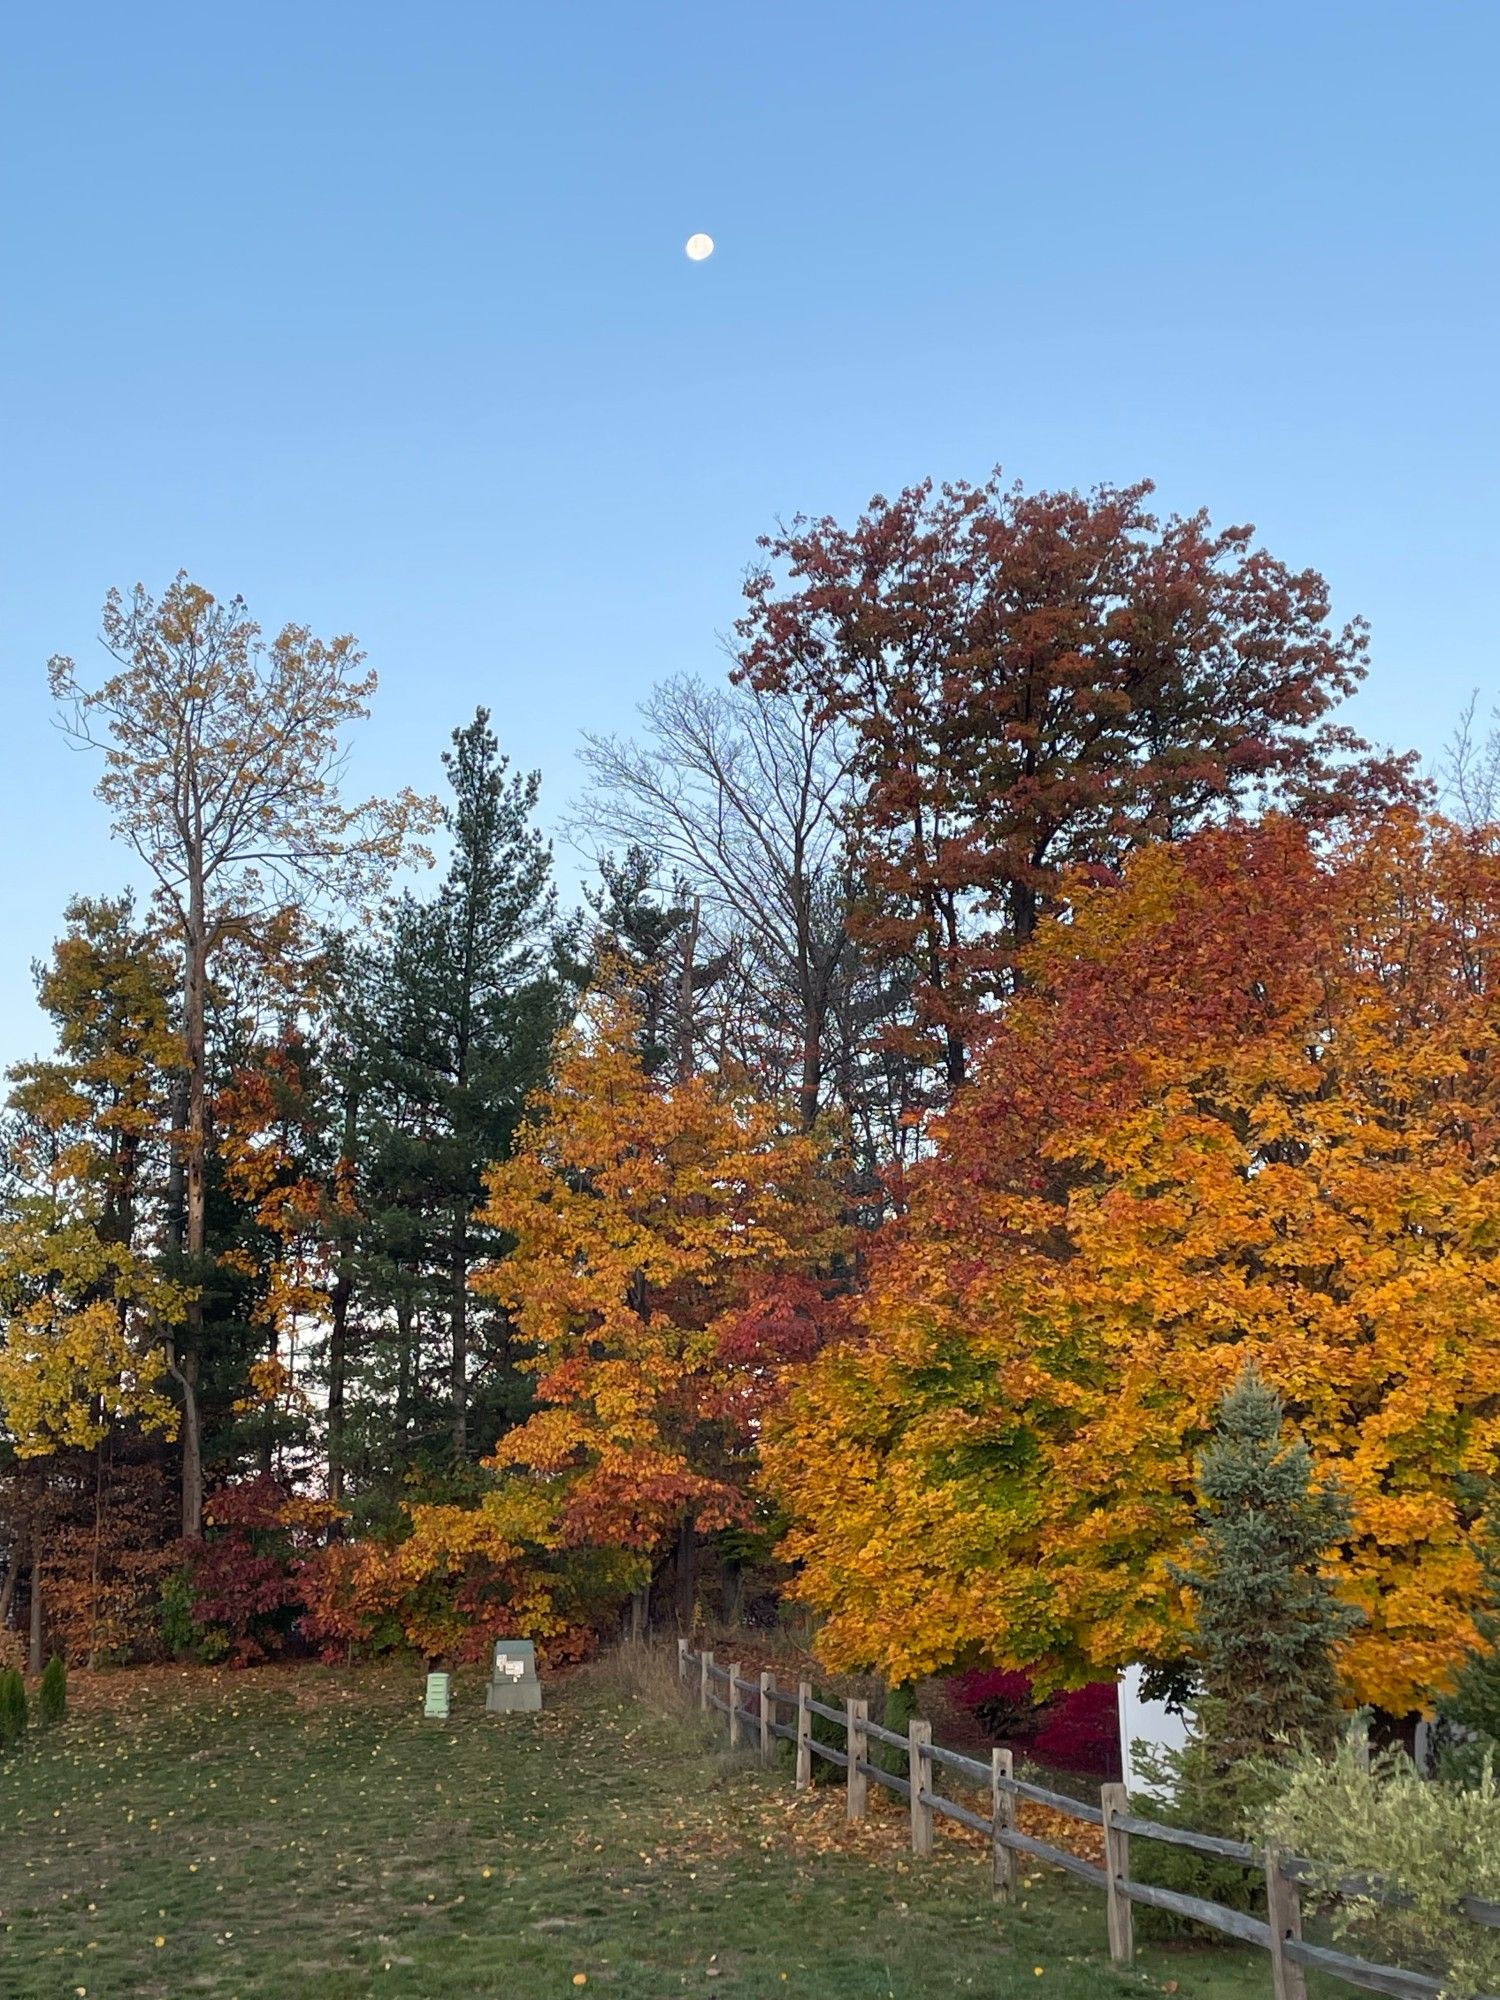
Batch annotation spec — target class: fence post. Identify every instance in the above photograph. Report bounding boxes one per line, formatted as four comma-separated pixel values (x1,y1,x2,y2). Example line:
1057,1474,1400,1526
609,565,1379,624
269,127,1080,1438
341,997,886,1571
728,1663,743,1749
1266,1848,1308,2000
846,1698,868,1821
677,1636,689,1683
795,1681,813,1790
700,1648,713,1713
1100,1782,1134,1966
759,1671,775,1764
991,1748,1016,1901
908,1719,933,1858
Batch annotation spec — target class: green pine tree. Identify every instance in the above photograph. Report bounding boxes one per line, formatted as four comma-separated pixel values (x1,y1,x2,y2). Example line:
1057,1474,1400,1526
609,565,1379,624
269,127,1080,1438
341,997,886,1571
352,710,576,1476
1133,1365,1360,1932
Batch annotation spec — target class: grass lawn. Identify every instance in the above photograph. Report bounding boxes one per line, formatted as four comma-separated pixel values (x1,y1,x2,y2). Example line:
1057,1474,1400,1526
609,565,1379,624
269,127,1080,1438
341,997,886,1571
1,1657,1278,2000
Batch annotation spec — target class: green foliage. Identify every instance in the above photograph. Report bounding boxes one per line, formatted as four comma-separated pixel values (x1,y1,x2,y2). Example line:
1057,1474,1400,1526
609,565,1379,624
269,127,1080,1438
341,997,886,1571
0,1665,28,1751
37,1654,66,1727
158,1567,200,1660
875,1678,917,1779
1129,1703,1285,1935
1263,1733,1500,1999
1176,1362,1358,1763
1442,1497,1500,1778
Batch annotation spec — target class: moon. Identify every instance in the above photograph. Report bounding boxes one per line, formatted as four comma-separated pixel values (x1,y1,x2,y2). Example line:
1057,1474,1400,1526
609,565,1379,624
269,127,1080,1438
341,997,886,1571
684,232,714,262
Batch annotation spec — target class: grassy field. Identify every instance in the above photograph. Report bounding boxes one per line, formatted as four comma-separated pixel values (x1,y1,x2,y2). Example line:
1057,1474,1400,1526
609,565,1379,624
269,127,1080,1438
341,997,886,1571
0,1656,1276,2000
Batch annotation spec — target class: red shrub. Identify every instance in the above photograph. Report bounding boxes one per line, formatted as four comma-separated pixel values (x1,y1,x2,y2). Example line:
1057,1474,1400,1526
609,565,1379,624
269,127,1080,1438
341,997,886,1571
185,1477,342,1665
948,1667,1121,1778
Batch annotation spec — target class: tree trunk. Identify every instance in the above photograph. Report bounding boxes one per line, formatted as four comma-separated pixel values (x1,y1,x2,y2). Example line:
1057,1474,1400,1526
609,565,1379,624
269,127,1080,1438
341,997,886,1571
451,1206,468,1460
179,1349,203,1537
0,1537,22,1633
327,1277,350,1503
327,1088,359,1504
675,1512,697,1633
179,911,209,1538
28,1547,44,1676
395,1288,413,1433
798,1018,822,1131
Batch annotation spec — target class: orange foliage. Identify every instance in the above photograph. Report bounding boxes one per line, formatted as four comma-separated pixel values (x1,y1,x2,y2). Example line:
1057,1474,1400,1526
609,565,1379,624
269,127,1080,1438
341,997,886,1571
301,1492,590,1667
767,813,1500,1714
476,976,846,1570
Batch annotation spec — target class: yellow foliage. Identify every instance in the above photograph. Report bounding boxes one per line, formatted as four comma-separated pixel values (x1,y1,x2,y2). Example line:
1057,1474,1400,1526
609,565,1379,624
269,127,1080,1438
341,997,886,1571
476,972,846,1558
766,815,1500,1714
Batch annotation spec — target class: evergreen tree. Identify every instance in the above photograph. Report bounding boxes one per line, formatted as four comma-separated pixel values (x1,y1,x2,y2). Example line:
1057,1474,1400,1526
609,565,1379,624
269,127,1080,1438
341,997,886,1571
37,1653,65,1726
1176,1362,1358,1762
580,847,723,1078
0,1666,27,1751
1446,1499,1500,1748
359,711,573,1468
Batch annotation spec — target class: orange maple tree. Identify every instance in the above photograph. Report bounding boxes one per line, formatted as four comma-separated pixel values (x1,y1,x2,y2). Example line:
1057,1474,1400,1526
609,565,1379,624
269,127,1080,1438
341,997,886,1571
475,973,847,1610
765,812,1500,1713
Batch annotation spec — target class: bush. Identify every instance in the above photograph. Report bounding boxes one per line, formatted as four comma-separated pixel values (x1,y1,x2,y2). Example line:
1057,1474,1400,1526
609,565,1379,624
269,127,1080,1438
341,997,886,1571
1128,1703,1286,1935
37,1655,66,1728
0,1667,27,1752
187,1478,342,1665
1263,1733,1500,1999
950,1668,1122,1776
158,1567,198,1659
1440,1492,1500,1782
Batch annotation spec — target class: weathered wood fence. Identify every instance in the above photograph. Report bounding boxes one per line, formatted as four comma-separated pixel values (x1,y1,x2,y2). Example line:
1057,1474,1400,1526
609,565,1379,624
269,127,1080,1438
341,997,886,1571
679,1641,1500,2000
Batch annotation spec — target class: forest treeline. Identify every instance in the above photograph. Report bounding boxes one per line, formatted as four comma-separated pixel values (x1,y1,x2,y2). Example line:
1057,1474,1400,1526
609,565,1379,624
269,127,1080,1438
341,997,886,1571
3,471,1498,1731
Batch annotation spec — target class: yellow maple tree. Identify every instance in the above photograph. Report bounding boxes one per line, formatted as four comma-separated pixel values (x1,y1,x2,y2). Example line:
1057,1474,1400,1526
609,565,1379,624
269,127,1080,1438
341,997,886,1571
766,813,1500,1713
476,972,846,1603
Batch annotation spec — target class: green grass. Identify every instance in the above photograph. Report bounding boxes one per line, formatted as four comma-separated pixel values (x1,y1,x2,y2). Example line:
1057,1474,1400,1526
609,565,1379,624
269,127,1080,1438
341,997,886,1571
0,1659,1274,2000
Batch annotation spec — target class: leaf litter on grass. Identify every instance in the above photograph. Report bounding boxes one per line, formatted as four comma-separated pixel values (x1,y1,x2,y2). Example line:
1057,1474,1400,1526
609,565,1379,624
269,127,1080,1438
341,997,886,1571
2,1663,1256,2000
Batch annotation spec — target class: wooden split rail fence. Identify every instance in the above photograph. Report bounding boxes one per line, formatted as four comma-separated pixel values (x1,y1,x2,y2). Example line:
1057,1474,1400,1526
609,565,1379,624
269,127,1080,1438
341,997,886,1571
679,1641,1500,2000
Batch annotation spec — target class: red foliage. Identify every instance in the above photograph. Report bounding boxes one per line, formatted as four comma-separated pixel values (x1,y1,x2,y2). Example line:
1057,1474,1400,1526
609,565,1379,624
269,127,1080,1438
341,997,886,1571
950,1667,1122,1779
185,1477,341,1665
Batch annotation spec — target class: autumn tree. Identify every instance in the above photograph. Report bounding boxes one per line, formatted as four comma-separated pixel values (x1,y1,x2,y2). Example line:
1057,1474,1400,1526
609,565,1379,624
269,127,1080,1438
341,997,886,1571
477,974,846,1628
49,576,436,1532
766,812,1500,1714
738,474,1415,1092
0,897,186,1664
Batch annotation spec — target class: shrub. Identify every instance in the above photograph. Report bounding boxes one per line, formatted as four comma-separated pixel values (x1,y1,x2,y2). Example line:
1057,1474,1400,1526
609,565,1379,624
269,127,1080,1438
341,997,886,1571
1129,1702,1286,1934
1440,1494,1500,1783
298,1495,602,1670
0,1667,27,1752
950,1668,1122,1776
37,1655,66,1727
158,1567,199,1659
187,1478,342,1665
1263,1734,1500,1999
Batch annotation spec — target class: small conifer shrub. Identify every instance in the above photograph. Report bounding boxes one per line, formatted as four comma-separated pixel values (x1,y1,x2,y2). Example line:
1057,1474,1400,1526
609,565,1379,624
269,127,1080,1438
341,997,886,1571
38,1654,66,1727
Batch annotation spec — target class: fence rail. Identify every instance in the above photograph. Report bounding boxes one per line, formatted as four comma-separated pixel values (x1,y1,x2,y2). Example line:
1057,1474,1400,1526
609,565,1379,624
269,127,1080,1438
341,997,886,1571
677,1640,1497,2000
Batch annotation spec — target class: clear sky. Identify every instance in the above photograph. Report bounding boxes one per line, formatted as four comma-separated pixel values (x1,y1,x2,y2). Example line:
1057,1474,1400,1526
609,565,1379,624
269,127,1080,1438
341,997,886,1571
1,1,1496,1067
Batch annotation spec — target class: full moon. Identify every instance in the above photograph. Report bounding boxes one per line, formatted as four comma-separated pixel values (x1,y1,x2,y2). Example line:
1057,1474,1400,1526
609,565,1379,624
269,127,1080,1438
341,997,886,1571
684,232,714,261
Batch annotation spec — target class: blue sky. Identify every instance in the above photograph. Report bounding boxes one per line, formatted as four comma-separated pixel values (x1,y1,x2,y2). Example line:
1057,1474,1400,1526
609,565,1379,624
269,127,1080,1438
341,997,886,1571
1,1,1495,1066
